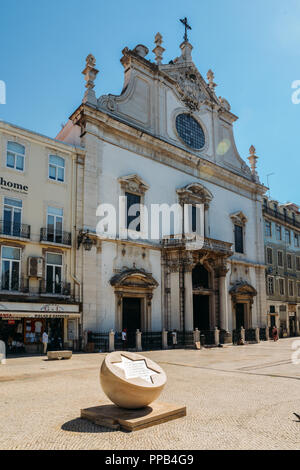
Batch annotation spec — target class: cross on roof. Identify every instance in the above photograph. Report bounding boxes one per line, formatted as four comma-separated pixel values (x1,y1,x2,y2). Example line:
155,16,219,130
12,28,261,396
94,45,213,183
180,17,192,42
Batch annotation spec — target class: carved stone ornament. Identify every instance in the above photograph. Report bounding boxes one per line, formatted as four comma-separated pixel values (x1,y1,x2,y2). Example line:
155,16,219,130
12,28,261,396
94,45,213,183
230,211,248,226
177,182,213,205
166,66,207,111
118,174,149,195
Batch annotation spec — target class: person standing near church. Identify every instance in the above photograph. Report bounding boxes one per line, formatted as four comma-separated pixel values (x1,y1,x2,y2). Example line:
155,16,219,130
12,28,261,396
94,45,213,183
42,331,48,354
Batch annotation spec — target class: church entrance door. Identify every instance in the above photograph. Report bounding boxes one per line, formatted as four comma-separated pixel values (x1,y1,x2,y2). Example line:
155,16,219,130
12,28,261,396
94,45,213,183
193,295,210,330
122,297,141,348
236,303,245,329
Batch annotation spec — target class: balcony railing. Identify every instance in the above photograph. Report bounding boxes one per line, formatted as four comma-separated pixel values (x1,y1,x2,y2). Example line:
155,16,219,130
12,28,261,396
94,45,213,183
162,236,233,255
0,276,77,300
40,228,72,246
263,206,300,230
0,220,31,239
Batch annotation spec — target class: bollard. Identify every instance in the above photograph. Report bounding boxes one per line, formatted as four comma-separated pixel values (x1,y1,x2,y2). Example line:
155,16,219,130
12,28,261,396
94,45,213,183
214,327,220,346
255,327,260,343
136,329,142,352
109,330,115,352
162,329,168,350
240,327,245,343
0,340,6,365
194,328,200,344
265,326,270,341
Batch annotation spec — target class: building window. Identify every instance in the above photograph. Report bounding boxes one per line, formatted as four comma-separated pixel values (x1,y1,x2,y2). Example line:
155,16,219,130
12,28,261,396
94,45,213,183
277,251,283,267
285,229,291,244
126,192,141,232
275,225,282,241
46,252,62,294
289,280,294,297
267,276,274,295
175,114,205,150
6,141,25,171
234,224,244,253
287,254,292,270
296,257,300,271
1,246,21,291
265,221,272,237
3,197,22,236
297,283,300,298
279,278,285,296
266,247,273,265
295,233,300,247
47,207,63,243
48,155,65,182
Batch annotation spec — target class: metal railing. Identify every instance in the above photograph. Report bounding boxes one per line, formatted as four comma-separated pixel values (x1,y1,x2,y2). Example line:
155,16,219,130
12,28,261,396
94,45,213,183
200,330,215,345
141,332,162,351
263,206,300,229
245,328,257,342
259,328,267,341
40,228,72,246
0,276,77,300
88,332,109,352
0,220,30,239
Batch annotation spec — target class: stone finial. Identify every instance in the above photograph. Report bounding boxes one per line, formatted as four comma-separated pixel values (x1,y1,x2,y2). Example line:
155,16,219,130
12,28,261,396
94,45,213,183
248,145,259,181
207,69,217,91
152,32,165,65
82,54,99,105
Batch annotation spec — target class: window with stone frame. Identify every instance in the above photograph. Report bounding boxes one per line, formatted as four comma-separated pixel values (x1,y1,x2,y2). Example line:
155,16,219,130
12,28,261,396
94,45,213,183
289,280,294,297
277,250,283,267
297,283,300,298
279,278,285,296
285,229,291,244
275,224,282,241
295,232,300,248
265,221,272,237
125,192,141,232
6,141,25,171
267,276,274,295
296,256,300,271
234,224,244,253
287,254,293,270
266,247,273,265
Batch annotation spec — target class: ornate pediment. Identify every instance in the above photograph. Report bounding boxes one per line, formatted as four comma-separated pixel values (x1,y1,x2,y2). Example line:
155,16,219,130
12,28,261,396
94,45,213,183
110,269,158,289
177,182,213,205
118,174,149,195
230,211,248,225
230,281,257,297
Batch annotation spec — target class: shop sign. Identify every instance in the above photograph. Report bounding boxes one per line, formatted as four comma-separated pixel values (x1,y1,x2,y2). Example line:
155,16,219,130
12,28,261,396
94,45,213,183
0,176,28,194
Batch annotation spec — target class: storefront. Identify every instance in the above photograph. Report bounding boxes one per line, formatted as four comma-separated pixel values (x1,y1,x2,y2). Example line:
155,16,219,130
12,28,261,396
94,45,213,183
0,302,81,354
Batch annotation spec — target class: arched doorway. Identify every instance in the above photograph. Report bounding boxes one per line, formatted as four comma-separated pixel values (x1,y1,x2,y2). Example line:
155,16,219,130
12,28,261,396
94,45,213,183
192,264,211,330
230,281,257,330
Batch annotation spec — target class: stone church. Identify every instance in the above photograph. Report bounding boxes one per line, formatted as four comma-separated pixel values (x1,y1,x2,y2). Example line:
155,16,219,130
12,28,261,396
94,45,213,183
57,29,267,343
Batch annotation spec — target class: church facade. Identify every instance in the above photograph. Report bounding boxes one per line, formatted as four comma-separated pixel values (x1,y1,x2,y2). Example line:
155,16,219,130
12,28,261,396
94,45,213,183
58,32,268,341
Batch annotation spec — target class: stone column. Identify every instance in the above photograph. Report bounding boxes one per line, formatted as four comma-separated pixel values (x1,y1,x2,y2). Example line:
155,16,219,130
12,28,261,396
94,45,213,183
218,266,229,332
184,266,194,332
109,330,115,352
162,329,168,349
136,329,142,352
204,204,209,238
241,327,245,343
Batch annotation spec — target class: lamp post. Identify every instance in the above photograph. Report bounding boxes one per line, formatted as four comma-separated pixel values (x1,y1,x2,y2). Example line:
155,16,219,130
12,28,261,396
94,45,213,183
77,230,94,251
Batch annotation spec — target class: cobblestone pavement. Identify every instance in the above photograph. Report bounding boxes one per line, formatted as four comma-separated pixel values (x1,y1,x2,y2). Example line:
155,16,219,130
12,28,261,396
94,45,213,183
1,338,300,450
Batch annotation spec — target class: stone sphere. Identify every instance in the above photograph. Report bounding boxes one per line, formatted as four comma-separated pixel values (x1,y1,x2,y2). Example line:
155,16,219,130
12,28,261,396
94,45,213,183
100,351,167,409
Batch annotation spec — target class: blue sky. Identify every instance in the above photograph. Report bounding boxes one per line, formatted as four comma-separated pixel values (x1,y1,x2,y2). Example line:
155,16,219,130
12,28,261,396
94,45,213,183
1,0,299,204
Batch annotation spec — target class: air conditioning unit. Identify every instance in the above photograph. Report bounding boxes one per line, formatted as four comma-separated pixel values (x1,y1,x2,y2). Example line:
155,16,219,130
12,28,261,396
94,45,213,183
28,257,43,278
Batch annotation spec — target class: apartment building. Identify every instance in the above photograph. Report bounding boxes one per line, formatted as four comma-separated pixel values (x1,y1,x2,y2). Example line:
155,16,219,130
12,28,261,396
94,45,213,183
263,197,300,336
0,121,84,353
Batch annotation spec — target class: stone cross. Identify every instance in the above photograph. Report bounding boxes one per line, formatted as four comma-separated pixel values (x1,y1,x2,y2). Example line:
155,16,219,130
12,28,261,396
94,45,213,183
180,17,192,42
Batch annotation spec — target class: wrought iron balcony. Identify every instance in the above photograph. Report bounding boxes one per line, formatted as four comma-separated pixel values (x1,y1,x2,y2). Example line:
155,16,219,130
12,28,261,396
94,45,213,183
263,206,300,230
0,220,31,239
162,235,233,255
40,228,72,246
0,276,76,300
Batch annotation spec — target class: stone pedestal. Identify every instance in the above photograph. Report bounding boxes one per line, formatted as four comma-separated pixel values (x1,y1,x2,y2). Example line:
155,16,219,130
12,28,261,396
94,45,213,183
255,327,260,343
193,328,200,343
214,327,220,346
136,330,142,352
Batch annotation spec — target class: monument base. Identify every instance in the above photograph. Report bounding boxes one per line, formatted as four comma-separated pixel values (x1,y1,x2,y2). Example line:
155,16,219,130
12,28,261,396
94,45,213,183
80,401,186,432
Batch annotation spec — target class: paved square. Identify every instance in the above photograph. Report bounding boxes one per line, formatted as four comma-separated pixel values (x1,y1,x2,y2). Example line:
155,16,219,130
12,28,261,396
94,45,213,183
1,338,300,450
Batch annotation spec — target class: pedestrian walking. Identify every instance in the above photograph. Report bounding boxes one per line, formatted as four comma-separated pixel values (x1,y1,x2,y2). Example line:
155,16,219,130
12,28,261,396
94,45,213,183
42,331,49,354
272,326,279,342
122,328,127,350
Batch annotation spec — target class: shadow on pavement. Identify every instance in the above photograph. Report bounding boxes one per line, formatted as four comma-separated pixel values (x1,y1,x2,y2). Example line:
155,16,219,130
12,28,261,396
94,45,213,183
61,417,116,433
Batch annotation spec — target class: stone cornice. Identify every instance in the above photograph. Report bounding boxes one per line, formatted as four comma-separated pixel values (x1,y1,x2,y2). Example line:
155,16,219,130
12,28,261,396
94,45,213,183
70,104,267,198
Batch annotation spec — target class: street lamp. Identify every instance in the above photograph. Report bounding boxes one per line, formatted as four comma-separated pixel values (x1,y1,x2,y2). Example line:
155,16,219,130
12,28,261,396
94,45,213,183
77,230,94,251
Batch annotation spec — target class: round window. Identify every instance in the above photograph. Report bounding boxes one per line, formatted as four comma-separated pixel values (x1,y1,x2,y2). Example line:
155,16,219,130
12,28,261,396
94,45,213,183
175,114,205,150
